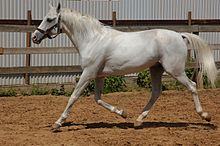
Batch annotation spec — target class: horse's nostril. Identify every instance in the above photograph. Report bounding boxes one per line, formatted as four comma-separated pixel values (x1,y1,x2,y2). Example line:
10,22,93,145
32,35,40,44
32,36,38,42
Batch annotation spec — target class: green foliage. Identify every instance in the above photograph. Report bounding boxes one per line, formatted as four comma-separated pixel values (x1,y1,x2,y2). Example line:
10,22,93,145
104,76,126,94
137,70,151,89
76,76,126,96
21,91,31,96
31,85,49,95
215,80,220,88
137,68,217,90
51,88,61,96
0,89,17,97
83,80,95,96
136,70,168,91
51,84,65,96
185,68,194,78
203,74,211,88
185,68,212,88
51,85,72,96
64,92,72,97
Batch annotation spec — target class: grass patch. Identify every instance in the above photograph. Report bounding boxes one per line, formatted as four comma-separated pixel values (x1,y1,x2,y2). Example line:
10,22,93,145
21,85,49,96
0,89,17,97
51,85,72,96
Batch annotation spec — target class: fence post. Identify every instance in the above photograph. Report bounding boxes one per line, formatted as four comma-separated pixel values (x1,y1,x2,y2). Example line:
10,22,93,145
187,11,192,61
25,10,32,85
112,11,117,27
188,11,192,26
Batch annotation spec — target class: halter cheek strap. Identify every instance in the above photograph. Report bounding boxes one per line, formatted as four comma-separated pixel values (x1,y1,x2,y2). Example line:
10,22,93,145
57,14,62,34
37,14,62,39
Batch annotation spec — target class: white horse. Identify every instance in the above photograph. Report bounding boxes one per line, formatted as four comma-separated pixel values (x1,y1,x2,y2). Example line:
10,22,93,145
32,3,218,130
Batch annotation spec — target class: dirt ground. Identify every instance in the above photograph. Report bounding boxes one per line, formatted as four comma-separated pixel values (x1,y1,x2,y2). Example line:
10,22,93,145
0,89,220,146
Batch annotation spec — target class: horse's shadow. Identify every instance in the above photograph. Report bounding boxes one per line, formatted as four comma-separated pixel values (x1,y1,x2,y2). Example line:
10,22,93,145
61,121,217,130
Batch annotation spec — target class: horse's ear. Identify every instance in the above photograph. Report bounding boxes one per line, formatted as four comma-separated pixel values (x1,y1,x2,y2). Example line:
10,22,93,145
49,3,53,9
57,3,61,13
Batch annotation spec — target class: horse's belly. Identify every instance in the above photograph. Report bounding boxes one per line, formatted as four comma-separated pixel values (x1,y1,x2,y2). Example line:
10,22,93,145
101,59,157,76
100,32,160,76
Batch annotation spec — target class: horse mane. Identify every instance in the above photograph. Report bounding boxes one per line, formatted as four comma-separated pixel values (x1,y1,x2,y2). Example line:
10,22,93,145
61,8,105,38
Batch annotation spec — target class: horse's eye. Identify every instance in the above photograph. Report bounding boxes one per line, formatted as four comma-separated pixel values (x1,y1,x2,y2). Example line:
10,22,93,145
47,18,56,22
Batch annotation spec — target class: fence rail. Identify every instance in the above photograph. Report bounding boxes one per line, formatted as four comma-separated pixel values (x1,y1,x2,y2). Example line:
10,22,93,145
0,65,82,74
0,19,220,26
1,24,220,33
0,46,219,75
0,45,220,55
0,47,77,54
0,62,219,75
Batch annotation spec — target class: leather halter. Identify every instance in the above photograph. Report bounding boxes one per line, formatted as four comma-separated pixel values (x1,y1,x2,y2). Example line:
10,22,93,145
37,14,62,39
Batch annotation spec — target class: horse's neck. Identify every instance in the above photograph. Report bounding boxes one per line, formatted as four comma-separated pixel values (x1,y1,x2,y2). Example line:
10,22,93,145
61,10,103,51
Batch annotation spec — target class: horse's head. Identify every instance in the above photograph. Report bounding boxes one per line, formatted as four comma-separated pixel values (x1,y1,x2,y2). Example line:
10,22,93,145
32,3,62,44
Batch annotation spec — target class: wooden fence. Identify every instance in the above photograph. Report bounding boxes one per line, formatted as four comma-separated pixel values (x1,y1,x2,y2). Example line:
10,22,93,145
0,11,220,87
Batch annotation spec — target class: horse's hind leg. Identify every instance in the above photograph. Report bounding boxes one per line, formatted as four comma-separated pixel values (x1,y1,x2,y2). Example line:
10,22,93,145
94,77,127,118
135,63,164,127
171,73,211,122
161,45,211,122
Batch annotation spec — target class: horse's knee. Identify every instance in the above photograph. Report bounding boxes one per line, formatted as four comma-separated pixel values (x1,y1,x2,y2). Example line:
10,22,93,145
188,81,197,94
190,81,197,88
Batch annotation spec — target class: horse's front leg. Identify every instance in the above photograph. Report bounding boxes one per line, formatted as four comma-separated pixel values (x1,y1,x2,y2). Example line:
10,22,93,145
52,69,93,130
94,77,127,118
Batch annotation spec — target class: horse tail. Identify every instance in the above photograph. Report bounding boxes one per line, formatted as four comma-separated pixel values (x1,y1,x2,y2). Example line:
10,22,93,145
181,33,218,87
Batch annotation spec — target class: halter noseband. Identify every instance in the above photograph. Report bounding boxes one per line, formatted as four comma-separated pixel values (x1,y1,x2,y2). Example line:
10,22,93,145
37,14,62,39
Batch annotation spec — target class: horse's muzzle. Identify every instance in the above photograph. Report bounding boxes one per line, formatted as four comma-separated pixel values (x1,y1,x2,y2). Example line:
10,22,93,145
32,35,40,44
32,32,46,44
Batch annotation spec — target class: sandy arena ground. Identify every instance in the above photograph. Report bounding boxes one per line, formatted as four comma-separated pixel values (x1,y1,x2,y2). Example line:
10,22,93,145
0,89,219,146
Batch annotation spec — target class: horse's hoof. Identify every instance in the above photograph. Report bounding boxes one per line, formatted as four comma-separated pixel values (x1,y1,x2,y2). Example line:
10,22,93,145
201,112,211,122
134,120,143,129
51,123,62,132
121,111,127,119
